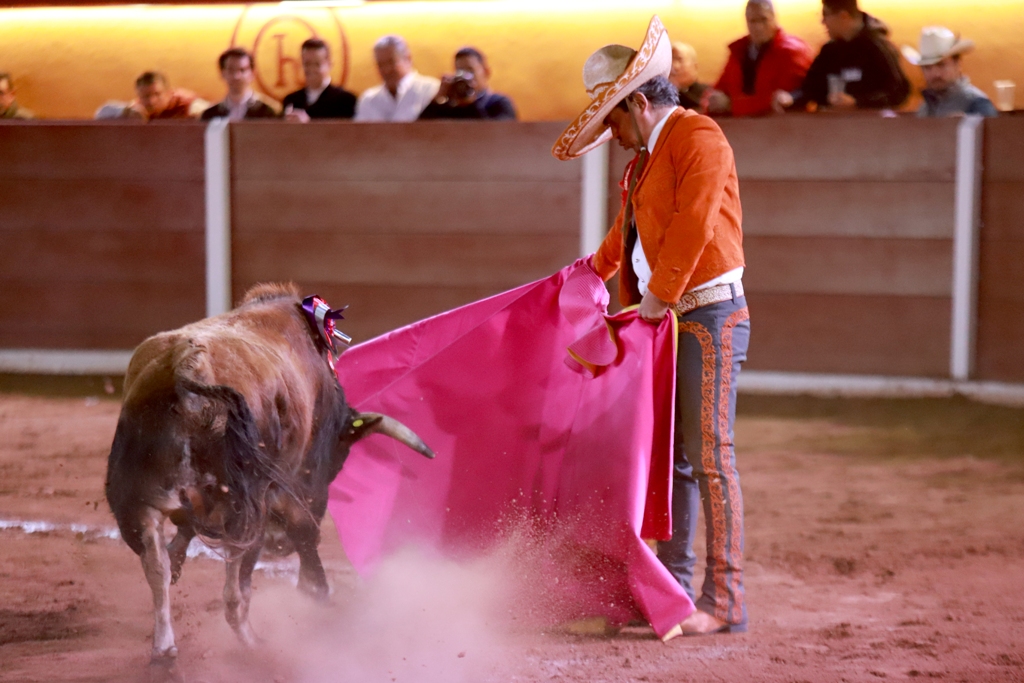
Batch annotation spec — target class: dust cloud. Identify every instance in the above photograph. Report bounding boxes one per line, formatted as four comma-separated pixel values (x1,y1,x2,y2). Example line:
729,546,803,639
213,545,538,683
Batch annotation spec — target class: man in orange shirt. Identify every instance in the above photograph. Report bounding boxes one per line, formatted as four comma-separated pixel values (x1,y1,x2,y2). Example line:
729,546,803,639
553,16,750,638
125,72,209,120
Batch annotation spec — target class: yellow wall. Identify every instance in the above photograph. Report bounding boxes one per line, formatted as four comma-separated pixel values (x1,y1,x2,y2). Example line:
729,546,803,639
1,0,1022,120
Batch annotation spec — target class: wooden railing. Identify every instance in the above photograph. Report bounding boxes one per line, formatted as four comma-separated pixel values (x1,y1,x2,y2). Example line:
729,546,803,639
0,116,1020,389
229,121,579,342
0,122,206,350
977,117,1024,383
610,116,961,378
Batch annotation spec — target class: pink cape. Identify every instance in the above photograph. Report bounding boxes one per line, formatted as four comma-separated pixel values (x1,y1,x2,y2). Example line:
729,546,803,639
327,258,695,636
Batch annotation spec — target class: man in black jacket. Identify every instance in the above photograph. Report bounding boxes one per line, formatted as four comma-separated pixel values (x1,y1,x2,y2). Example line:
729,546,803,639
772,0,909,111
283,38,357,121
418,47,517,120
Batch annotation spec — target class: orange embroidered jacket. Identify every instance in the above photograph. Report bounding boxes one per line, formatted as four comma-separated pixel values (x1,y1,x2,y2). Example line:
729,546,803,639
593,107,745,307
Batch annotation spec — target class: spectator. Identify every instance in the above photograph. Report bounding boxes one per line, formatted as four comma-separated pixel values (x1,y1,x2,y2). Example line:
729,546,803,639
705,0,813,116
201,48,280,121
95,102,130,119
668,42,709,111
418,47,517,120
773,0,909,112
355,35,439,122
902,27,997,118
0,72,34,119
125,72,208,120
282,38,356,121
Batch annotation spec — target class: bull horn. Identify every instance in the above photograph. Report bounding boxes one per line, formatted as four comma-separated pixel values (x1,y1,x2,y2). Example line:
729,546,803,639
360,413,435,459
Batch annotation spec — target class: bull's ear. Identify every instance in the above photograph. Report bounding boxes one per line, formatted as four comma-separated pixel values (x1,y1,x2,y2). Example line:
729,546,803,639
345,413,383,442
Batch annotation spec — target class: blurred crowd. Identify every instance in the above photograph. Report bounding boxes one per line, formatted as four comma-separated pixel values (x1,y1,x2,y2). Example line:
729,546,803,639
0,0,1008,124
4,36,518,124
677,0,999,118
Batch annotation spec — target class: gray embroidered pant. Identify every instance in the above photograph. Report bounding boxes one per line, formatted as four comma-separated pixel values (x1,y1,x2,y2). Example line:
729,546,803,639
657,291,750,629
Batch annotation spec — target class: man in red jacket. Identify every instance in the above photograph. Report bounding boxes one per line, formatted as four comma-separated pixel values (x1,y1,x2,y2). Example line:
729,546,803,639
706,0,812,116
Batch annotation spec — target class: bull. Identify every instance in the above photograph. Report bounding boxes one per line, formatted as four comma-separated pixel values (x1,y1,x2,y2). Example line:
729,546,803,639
105,283,433,665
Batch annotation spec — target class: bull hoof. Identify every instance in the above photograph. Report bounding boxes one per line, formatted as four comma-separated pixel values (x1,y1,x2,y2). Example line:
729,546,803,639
150,646,178,663
148,649,182,683
297,579,330,603
236,623,259,649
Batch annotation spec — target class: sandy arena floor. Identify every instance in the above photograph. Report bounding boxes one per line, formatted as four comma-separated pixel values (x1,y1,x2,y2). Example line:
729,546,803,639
0,380,1022,683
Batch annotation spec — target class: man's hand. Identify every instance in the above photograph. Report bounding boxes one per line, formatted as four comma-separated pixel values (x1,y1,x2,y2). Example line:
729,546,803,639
639,291,671,323
704,89,731,115
771,90,793,113
283,105,310,123
433,76,454,104
827,91,857,109
122,105,146,120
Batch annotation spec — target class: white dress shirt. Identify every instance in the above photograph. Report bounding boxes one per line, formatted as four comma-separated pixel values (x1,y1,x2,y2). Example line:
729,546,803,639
631,109,743,297
354,72,440,122
305,78,331,107
225,90,256,122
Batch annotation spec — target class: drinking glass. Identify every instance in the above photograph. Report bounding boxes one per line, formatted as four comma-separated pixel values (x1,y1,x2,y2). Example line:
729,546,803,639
994,80,1016,112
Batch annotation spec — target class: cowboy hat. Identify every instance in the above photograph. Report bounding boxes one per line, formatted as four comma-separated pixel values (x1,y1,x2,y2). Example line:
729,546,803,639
552,15,672,161
901,26,975,67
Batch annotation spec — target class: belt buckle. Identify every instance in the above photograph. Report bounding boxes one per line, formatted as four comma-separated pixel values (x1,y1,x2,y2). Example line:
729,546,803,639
677,292,698,315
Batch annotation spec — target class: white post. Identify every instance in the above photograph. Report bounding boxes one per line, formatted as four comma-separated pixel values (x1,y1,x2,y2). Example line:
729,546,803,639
0,350,133,375
204,118,232,317
950,116,984,381
580,144,609,257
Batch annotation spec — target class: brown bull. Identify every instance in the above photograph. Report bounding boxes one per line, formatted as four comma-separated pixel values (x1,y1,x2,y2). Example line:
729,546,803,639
105,283,433,665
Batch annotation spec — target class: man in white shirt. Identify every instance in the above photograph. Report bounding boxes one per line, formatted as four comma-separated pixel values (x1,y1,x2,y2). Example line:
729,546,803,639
355,35,440,122
201,48,280,121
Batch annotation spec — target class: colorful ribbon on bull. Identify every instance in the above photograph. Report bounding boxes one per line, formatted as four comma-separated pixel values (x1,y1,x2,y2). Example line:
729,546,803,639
301,295,352,371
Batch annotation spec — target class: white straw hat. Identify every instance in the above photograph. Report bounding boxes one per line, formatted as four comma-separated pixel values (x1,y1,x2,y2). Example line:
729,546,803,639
552,16,672,161
902,26,975,67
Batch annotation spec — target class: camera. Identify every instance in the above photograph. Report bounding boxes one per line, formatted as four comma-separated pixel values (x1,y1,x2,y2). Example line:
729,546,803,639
449,69,476,101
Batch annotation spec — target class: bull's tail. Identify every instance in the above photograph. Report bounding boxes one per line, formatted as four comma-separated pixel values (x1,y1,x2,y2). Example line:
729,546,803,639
177,378,306,553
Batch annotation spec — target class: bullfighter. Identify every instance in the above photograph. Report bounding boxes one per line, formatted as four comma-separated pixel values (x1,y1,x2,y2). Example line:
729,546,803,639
552,16,751,638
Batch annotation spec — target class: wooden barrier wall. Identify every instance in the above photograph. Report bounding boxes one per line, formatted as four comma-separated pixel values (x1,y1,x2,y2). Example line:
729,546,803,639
1,117,1020,386
0,122,206,349
977,117,1024,383
230,121,581,343
610,116,959,378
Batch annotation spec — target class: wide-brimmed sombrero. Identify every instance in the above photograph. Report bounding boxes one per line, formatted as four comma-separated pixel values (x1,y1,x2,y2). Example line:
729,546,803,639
552,15,672,161
901,26,975,67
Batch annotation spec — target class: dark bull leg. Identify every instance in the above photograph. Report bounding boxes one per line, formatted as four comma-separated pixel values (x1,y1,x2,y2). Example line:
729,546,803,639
288,518,329,600
139,507,178,663
223,543,261,647
166,523,195,585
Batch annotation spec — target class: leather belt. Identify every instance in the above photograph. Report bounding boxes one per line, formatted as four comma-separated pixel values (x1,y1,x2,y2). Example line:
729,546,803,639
671,281,744,317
